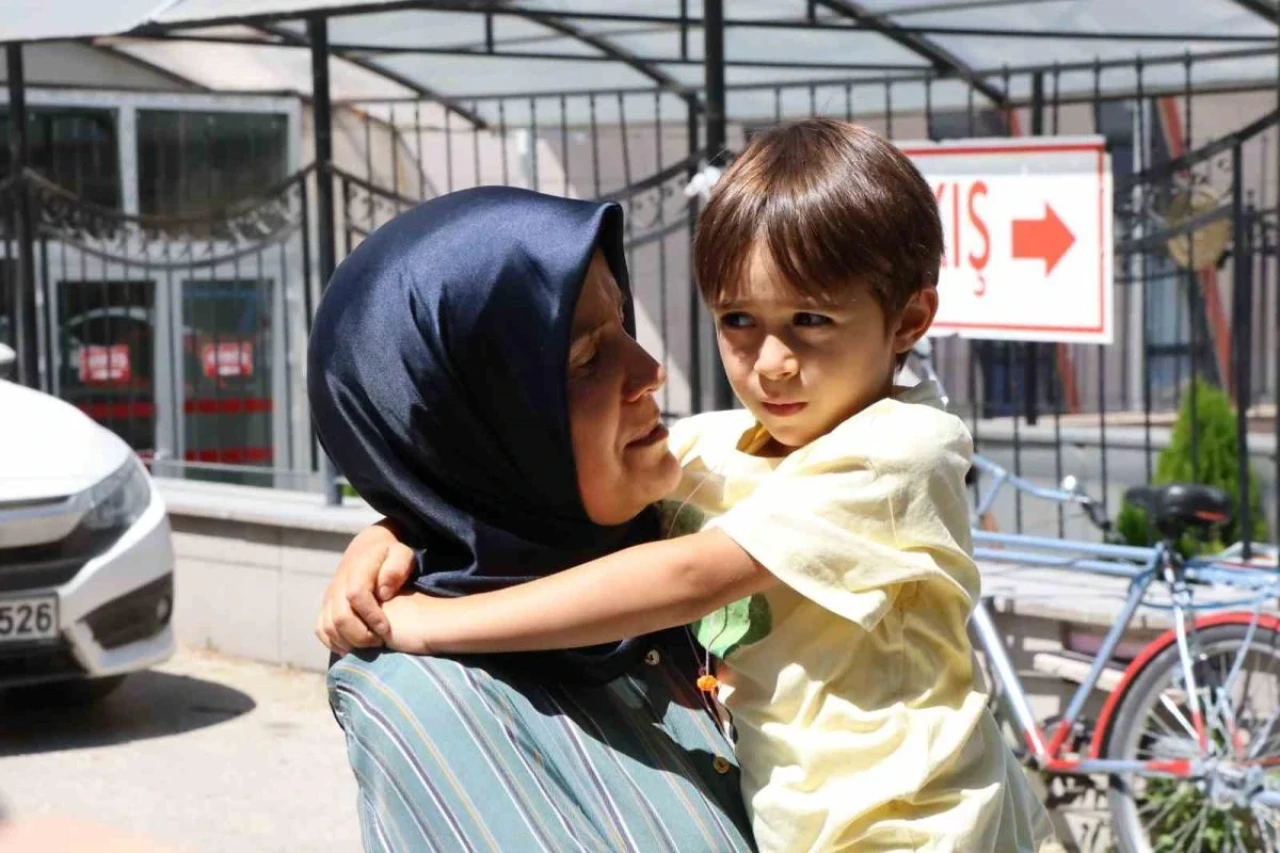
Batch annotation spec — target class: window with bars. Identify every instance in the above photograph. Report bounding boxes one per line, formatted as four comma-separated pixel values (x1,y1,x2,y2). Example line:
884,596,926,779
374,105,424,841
0,106,120,208
137,110,288,219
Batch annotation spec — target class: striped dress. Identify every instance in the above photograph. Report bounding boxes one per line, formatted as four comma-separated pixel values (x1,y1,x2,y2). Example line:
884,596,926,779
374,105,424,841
328,636,756,853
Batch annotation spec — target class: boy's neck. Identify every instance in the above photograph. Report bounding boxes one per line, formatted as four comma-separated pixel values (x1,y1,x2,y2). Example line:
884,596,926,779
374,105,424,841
754,434,794,459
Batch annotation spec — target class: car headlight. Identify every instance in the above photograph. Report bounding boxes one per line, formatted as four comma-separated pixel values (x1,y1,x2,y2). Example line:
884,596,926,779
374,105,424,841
82,456,152,532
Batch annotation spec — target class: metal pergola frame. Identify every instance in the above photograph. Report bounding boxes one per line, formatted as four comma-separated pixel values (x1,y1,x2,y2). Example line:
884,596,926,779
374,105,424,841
4,0,1280,502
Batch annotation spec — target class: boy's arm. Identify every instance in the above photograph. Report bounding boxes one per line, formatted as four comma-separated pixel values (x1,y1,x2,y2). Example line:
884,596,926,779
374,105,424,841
379,529,777,655
316,521,416,652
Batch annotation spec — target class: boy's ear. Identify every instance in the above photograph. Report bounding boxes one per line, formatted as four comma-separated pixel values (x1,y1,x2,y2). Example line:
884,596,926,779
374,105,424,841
893,286,939,354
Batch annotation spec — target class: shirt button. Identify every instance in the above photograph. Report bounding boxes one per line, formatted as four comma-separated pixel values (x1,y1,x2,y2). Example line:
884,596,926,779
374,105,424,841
643,649,661,666
712,756,732,775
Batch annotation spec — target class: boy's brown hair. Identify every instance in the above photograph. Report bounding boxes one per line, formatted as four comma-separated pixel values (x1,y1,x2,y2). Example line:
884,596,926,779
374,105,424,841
694,118,943,319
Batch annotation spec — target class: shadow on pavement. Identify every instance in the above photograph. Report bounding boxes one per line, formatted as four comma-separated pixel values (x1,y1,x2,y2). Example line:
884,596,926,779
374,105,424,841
0,670,256,757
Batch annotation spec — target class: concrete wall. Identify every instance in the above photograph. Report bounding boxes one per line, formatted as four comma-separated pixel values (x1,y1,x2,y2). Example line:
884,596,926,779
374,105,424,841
171,514,349,673
161,480,378,672
161,483,1144,727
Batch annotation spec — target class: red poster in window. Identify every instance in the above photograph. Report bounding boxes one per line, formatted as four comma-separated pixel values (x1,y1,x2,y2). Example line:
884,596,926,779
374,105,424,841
78,344,131,384
201,341,254,378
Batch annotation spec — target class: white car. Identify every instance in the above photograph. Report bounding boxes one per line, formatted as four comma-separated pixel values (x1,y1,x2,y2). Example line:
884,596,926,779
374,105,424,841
0,344,175,701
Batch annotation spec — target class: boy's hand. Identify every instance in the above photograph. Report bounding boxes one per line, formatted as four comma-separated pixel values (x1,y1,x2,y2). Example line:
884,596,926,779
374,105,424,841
316,522,416,653
379,592,439,656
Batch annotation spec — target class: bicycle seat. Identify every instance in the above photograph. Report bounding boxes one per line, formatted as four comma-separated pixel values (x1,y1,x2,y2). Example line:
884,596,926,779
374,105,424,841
1124,483,1232,539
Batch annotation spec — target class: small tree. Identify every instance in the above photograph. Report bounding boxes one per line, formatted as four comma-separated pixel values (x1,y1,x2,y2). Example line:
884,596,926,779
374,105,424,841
1116,378,1267,552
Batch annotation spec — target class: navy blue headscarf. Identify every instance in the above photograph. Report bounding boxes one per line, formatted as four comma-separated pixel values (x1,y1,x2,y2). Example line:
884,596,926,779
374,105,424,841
308,186,662,683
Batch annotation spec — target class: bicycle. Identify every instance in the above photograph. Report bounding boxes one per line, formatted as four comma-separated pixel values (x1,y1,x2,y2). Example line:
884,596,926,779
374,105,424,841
910,340,1280,851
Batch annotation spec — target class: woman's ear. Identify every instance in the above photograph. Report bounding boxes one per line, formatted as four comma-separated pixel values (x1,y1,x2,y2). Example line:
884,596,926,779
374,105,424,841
893,286,939,354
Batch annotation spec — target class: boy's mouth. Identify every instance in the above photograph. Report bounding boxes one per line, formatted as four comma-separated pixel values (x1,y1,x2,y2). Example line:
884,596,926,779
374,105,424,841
760,401,807,417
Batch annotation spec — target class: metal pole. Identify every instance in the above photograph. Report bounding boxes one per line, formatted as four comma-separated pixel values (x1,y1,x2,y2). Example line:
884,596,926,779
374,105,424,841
1024,70,1045,427
1274,0,1280,541
1231,142,1252,561
6,45,39,389
703,0,735,411
701,0,725,160
686,97,703,414
309,16,343,506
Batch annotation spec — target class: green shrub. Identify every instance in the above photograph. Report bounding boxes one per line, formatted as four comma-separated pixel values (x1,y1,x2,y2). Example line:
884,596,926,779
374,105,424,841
1137,778,1265,851
1116,379,1267,553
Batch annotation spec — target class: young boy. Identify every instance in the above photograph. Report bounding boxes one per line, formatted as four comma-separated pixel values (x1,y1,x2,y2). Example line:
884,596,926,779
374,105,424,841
324,119,1054,851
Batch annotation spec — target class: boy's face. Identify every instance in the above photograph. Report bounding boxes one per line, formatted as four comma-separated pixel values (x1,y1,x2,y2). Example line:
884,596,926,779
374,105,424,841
714,243,937,450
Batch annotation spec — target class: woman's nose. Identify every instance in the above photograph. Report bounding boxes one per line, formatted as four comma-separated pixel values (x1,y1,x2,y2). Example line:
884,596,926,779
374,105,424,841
622,338,665,402
755,335,798,380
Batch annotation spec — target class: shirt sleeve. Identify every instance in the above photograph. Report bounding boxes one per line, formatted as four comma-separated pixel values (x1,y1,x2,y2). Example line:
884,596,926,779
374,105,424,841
706,407,979,631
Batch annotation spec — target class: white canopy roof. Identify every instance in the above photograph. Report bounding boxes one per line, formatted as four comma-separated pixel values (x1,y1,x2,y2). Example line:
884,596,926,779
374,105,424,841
4,1,1277,125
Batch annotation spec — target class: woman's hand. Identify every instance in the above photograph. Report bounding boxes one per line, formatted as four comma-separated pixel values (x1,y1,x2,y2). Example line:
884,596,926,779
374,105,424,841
316,521,416,653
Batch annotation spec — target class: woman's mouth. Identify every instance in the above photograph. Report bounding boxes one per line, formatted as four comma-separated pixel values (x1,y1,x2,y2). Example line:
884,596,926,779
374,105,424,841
761,401,807,417
627,422,669,448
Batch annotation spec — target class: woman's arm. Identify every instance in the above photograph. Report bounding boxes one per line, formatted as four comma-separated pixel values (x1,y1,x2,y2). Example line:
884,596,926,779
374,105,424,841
379,529,776,656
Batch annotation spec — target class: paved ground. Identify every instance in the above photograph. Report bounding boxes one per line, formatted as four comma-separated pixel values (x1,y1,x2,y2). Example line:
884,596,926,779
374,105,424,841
0,649,1119,852
0,647,361,853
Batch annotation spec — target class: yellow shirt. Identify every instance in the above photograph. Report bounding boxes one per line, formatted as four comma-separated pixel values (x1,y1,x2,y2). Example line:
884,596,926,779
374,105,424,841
662,382,1053,853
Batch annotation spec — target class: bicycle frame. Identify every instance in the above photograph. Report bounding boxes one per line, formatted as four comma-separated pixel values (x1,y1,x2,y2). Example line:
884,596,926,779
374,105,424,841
970,529,1280,809
970,535,1169,776
913,342,1280,808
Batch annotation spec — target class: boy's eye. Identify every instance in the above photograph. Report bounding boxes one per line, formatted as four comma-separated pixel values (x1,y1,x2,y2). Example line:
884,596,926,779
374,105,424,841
719,312,755,329
793,312,833,327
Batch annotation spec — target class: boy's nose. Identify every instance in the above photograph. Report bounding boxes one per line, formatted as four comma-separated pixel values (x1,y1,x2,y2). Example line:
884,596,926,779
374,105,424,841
755,335,798,380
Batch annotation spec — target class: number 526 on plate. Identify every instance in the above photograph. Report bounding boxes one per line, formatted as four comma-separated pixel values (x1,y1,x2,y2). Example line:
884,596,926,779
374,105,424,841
0,595,59,642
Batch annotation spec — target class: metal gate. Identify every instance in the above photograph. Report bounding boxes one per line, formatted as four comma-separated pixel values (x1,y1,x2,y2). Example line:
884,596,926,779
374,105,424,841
0,166,317,488
3,50,1277,529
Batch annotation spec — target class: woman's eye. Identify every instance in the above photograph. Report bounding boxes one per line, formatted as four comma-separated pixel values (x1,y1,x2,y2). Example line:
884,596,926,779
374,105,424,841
719,312,754,329
794,312,833,327
570,347,599,370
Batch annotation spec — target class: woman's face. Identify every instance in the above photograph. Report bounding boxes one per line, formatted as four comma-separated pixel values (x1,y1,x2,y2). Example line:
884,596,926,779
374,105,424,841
567,251,681,525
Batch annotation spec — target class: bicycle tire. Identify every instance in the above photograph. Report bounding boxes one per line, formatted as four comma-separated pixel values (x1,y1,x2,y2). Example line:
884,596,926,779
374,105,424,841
1106,622,1280,852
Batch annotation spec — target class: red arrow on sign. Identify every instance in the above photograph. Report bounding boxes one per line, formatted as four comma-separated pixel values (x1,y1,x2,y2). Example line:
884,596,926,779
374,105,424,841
1012,204,1075,275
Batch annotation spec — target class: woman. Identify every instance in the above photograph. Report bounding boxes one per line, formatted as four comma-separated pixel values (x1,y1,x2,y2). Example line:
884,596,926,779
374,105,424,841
308,186,754,852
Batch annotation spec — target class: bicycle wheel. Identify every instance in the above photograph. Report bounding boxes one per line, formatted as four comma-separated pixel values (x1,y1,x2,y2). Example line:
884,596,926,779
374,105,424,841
1106,622,1280,852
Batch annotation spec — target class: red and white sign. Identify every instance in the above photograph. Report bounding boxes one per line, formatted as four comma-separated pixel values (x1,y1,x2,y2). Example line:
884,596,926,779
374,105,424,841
901,137,1113,344
78,344,131,384
201,341,254,379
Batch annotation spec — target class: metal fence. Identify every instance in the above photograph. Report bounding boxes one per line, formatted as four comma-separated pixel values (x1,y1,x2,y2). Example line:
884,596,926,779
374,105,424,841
332,89,707,417
4,48,1279,545
0,165,319,489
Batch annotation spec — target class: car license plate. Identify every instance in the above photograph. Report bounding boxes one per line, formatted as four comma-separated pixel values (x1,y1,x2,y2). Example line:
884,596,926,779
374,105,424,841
0,595,58,642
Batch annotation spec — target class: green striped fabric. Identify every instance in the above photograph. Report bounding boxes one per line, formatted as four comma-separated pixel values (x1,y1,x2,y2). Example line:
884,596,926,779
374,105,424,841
329,644,755,852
